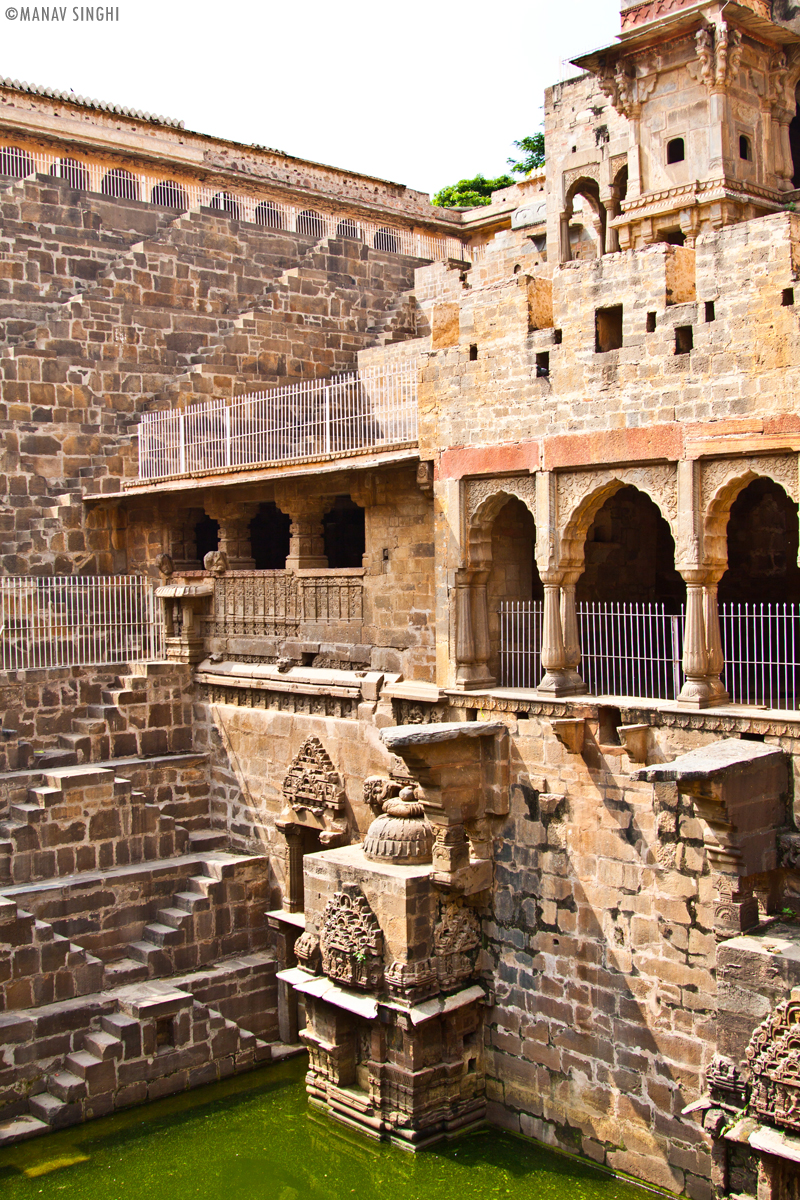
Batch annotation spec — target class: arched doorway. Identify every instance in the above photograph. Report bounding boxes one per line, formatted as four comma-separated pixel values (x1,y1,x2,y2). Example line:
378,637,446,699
195,515,219,563
323,497,365,569
250,503,291,570
487,497,542,685
718,478,800,708
576,485,685,698
561,177,607,262
790,82,800,187
578,485,684,608
719,478,800,604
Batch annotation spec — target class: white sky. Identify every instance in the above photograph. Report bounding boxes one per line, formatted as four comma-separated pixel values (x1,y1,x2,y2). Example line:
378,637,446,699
2,0,621,197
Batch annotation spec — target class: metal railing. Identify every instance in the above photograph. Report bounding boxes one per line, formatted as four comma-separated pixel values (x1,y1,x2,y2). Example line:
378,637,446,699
0,576,165,670
721,602,799,711
205,571,363,640
499,600,800,709
499,601,682,699
138,361,418,482
0,145,469,263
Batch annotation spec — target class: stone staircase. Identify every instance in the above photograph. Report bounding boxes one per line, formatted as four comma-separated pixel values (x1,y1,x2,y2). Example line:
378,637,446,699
0,764,189,886
0,897,104,1010
22,978,275,1134
125,854,260,978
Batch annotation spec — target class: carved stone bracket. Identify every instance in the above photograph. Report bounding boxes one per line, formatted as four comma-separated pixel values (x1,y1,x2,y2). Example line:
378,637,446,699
639,739,787,939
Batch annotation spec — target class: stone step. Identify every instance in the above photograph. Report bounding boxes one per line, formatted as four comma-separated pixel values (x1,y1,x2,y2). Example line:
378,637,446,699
64,1050,103,1080
71,717,108,735
186,829,227,851
104,957,150,986
48,1070,87,1103
127,940,171,972
27,786,63,808
174,890,210,914
87,704,127,730
57,733,92,759
143,921,185,946
43,766,113,789
157,906,191,930
29,1091,82,1128
31,749,77,769
9,802,45,824
0,1114,48,1144
84,1030,123,1061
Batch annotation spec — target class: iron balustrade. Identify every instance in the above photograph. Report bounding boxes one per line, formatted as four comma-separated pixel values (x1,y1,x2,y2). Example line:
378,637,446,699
138,362,418,483
0,147,469,262
0,577,164,670
499,600,800,710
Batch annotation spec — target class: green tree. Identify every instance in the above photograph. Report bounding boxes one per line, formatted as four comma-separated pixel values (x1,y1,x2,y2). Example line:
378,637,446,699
432,172,515,209
507,132,546,175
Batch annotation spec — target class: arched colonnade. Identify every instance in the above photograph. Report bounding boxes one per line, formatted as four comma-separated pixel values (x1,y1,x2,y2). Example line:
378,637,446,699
456,458,800,706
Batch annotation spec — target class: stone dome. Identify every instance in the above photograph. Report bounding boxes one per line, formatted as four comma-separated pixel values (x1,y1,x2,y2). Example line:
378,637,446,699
363,787,433,864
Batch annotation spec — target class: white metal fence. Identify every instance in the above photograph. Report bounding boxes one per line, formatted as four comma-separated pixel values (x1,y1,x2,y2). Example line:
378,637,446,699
0,145,469,263
721,602,799,711
0,577,165,670
138,361,418,482
499,601,683,699
499,600,800,709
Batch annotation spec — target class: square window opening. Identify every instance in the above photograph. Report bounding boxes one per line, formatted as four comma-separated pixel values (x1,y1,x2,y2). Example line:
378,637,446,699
469,343,478,361
536,351,550,377
667,138,685,164
675,325,693,355
553,328,563,345
595,305,623,353
782,288,795,307
705,300,716,322
646,312,657,333
739,135,752,161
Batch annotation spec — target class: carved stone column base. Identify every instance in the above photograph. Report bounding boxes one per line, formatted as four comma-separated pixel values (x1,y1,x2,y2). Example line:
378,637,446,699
677,677,729,709
537,668,588,698
285,555,329,571
164,635,205,665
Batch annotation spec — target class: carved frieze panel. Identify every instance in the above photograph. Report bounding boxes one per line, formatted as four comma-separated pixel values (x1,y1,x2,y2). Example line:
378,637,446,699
320,884,384,991
200,681,359,719
283,737,345,815
434,902,481,991
746,991,800,1134
391,699,447,726
557,464,679,554
465,475,537,529
701,454,799,516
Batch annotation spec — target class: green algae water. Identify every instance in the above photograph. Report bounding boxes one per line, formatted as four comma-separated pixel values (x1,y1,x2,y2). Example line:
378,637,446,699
0,1057,649,1199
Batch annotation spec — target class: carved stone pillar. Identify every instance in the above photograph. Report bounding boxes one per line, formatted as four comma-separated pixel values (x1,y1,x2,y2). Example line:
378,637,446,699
282,824,306,914
156,579,213,664
454,569,494,691
560,573,587,696
285,505,328,571
538,573,585,697
603,201,620,253
678,568,728,708
678,570,711,707
205,500,258,570
704,570,729,705
559,212,572,263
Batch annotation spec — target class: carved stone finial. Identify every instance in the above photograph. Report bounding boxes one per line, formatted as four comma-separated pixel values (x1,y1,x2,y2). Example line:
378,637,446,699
363,782,433,864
